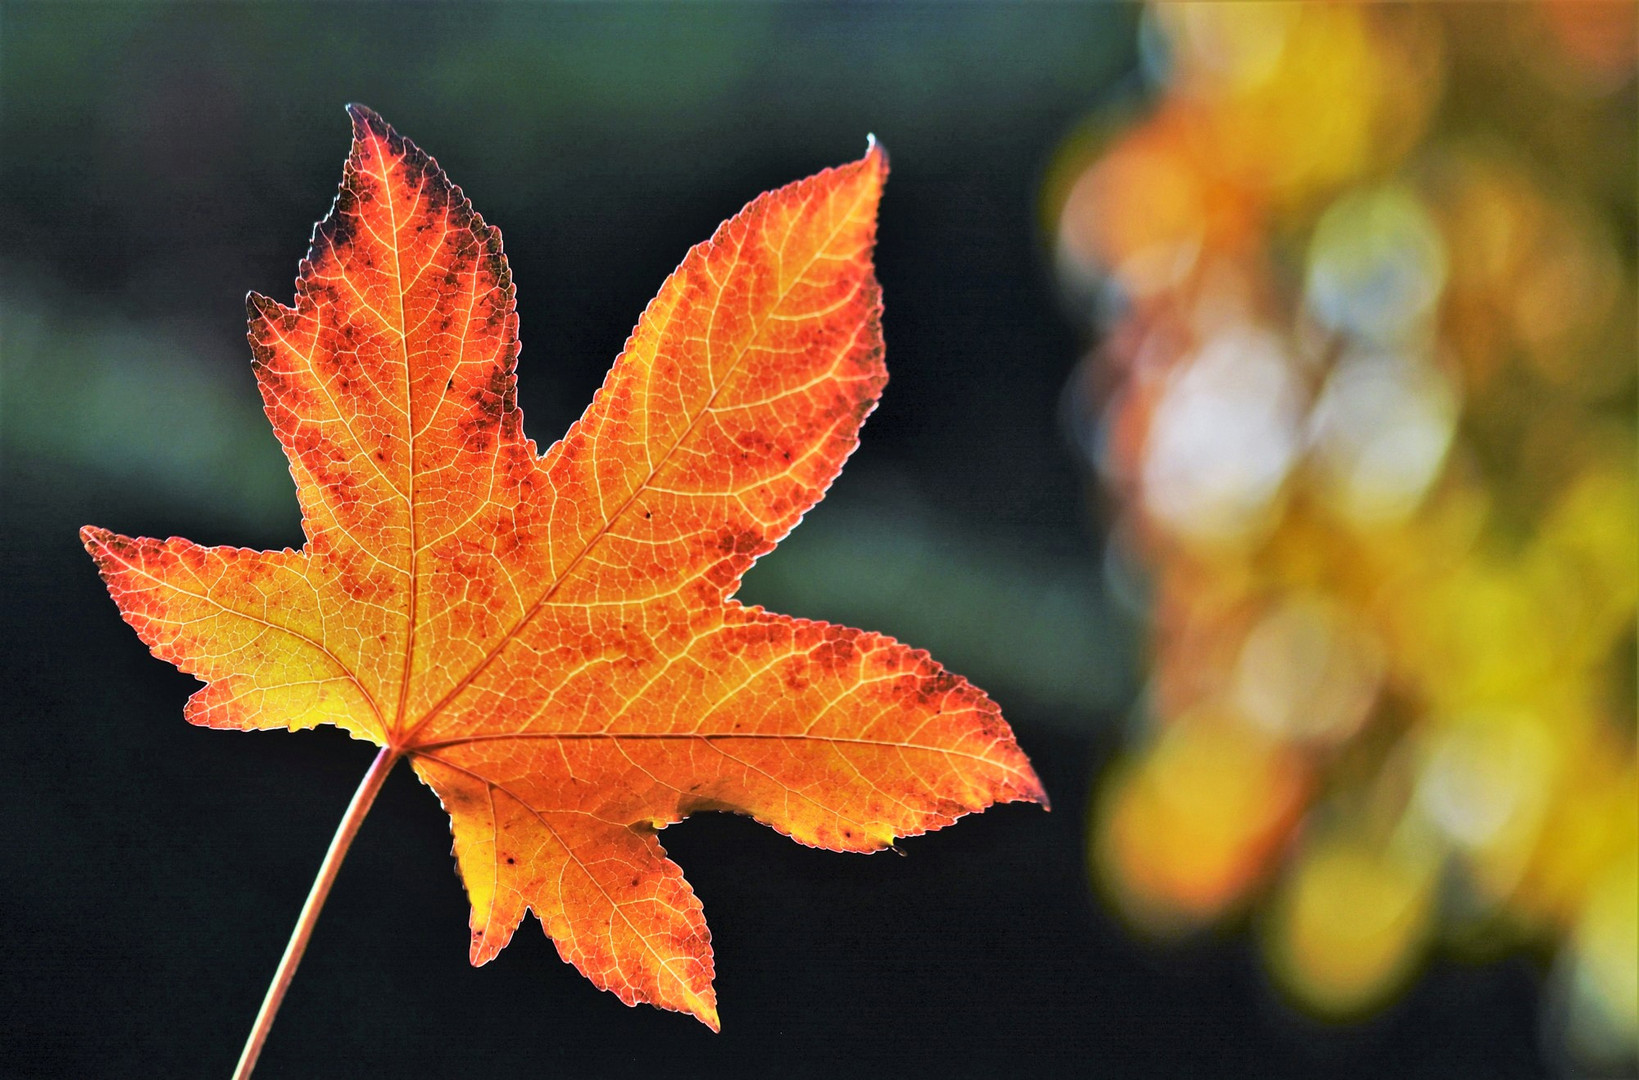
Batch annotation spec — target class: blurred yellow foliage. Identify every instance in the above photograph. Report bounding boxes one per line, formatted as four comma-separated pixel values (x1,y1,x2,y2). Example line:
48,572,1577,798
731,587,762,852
1053,2,1636,1069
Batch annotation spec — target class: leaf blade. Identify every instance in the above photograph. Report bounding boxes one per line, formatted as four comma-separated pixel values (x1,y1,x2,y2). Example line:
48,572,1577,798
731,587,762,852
83,110,1046,1033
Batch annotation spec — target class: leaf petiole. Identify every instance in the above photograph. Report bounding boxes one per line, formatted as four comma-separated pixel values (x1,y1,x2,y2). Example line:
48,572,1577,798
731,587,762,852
232,745,398,1080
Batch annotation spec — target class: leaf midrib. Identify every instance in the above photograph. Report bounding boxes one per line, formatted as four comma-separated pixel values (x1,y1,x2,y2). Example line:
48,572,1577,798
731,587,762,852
413,729,1035,782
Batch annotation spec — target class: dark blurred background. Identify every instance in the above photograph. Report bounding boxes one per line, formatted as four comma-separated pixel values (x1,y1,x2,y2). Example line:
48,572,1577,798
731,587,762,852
0,4,1568,1078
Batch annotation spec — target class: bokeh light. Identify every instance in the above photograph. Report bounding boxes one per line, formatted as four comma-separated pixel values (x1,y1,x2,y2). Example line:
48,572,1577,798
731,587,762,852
1052,2,1636,1071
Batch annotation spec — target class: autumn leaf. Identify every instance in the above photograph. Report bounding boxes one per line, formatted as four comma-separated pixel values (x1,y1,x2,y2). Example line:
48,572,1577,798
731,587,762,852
82,106,1046,1045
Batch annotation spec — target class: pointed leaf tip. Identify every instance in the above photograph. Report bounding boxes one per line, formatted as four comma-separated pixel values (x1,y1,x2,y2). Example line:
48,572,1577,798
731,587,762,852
864,134,889,174
344,104,399,150
867,142,888,179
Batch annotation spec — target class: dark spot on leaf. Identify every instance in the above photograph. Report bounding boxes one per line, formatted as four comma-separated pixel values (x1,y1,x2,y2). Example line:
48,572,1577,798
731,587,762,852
811,632,859,674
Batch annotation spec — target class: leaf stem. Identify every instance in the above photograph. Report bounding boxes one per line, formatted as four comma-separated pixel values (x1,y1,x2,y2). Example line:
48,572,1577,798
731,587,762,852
232,745,398,1080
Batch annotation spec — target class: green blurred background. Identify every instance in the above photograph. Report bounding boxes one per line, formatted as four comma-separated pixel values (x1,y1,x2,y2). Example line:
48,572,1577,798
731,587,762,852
1,4,1625,1078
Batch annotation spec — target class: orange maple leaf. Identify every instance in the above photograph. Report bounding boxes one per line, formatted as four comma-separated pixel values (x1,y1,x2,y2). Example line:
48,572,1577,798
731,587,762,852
82,107,1046,1037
